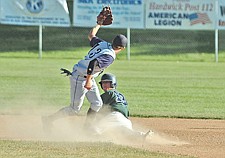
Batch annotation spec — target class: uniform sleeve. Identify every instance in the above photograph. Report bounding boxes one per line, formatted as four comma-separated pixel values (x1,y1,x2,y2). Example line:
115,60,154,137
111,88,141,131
90,37,104,47
96,54,114,69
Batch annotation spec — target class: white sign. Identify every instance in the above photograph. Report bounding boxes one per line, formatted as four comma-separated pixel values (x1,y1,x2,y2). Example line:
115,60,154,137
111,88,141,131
217,0,225,29
145,0,215,30
0,0,70,27
73,0,144,28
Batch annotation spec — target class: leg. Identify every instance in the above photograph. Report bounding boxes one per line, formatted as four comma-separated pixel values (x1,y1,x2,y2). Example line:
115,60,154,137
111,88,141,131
85,79,102,112
69,75,87,112
95,112,154,142
84,79,102,131
45,76,86,121
42,76,87,133
83,107,97,131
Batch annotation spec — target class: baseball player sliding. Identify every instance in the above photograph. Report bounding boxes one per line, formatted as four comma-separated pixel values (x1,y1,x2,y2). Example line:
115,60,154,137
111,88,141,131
42,7,128,132
92,73,154,141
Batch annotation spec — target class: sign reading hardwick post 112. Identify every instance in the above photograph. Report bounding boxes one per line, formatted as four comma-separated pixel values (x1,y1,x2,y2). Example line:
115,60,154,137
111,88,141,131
145,0,215,30
0,0,70,27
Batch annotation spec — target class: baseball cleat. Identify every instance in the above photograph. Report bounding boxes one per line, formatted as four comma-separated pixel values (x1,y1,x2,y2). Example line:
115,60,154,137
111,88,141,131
142,130,154,141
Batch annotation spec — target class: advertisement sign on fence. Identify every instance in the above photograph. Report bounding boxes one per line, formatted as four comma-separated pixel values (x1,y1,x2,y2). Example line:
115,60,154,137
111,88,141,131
73,0,144,28
0,0,70,27
217,0,225,30
145,0,215,30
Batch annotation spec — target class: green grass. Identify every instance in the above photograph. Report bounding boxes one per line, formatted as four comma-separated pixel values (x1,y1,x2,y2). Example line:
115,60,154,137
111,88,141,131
0,140,193,158
0,51,222,158
0,51,225,119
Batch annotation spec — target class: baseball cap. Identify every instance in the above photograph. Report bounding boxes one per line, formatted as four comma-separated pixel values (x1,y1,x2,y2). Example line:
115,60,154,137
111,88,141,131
112,34,128,48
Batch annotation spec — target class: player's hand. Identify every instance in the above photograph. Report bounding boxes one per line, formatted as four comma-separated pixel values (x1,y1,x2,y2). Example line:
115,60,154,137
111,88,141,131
84,75,93,90
84,81,92,90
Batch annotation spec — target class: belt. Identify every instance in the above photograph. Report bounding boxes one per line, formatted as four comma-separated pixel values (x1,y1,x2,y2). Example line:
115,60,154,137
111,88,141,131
78,75,88,78
83,75,93,79
72,74,92,79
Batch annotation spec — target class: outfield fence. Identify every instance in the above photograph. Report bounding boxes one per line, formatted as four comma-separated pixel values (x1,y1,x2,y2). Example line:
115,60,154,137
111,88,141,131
1,24,225,60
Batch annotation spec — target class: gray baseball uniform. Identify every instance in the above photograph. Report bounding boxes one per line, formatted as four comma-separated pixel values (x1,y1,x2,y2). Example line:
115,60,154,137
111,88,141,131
61,37,116,115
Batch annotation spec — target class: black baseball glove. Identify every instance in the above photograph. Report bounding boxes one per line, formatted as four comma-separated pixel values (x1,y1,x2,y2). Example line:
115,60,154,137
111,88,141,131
60,68,72,76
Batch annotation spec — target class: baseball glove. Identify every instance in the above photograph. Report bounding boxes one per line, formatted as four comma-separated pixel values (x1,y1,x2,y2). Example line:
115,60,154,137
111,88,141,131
60,68,72,76
97,6,113,25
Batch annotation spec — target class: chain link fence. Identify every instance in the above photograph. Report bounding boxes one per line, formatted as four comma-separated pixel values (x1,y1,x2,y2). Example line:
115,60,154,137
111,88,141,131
1,24,225,52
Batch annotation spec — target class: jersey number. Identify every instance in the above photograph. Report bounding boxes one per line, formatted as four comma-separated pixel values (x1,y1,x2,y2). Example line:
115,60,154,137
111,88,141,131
88,43,102,58
115,91,128,106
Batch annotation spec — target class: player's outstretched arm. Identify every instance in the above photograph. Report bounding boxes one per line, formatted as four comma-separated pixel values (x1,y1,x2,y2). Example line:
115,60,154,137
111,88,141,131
88,24,101,41
88,6,113,41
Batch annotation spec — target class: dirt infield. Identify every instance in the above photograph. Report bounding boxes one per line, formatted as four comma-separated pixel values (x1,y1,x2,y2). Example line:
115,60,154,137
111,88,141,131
131,117,225,158
0,114,224,158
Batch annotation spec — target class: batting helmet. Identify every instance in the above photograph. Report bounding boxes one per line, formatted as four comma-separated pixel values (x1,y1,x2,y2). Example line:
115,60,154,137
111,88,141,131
99,73,117,88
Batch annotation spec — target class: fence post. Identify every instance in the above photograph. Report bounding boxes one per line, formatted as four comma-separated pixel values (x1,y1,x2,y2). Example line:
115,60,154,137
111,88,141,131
127,27,130,60
215,0,219,63
215,29,219,63
39,25,42,59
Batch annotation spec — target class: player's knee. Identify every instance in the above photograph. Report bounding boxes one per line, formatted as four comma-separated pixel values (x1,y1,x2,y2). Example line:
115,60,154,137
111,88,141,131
90,100,103,112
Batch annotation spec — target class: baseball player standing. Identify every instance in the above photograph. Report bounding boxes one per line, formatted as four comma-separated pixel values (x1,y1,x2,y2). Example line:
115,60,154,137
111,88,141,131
42,12,128,132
